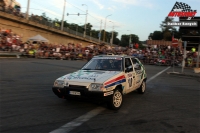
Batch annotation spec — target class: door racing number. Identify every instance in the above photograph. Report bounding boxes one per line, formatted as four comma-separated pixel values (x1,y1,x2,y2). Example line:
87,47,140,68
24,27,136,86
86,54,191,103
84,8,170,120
128,78,132,88
127,73,133,88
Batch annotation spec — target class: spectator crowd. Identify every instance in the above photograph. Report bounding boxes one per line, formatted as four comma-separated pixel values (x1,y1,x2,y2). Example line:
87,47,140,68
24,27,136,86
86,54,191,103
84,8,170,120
0,28,199,68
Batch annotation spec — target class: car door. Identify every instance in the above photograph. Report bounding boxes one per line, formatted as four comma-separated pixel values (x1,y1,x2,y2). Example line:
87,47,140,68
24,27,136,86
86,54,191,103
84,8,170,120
131,58,143,89
124,58,136,93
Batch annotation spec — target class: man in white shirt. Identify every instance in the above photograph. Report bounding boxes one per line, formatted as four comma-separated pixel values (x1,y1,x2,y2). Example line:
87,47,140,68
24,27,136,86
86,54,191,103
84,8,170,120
85,49,89,57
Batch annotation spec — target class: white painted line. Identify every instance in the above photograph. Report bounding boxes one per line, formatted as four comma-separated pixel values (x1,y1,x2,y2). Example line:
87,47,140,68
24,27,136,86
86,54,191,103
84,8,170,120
50,66,171,133
146,66,171,83
49,107,105,133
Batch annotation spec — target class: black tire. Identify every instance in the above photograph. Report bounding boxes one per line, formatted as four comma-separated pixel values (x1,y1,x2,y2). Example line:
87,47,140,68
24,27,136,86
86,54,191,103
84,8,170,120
138,81,146,94
65,96,73,101
107,88,123,110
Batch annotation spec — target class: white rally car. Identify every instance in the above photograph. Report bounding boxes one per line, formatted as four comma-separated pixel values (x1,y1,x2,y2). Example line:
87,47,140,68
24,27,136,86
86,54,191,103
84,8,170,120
52,55,147,110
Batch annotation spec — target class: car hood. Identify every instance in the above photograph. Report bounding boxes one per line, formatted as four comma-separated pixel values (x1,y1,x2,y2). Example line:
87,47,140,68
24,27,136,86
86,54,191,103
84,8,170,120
57,70,122,85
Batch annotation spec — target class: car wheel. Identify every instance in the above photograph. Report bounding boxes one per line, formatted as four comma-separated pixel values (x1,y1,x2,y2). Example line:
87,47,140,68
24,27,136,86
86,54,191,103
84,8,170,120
138,81,146,94
107,89,123,110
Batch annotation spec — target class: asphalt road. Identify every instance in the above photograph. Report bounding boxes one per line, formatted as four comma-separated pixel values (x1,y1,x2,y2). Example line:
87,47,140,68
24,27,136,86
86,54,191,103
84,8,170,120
0,58,199,133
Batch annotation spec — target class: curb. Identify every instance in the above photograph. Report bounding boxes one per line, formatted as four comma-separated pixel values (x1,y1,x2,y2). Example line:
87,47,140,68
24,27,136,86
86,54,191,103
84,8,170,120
167,72,200,78
0,55,21,58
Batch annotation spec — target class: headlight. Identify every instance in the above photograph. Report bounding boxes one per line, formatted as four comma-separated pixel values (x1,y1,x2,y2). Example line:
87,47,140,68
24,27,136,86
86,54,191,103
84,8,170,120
54,80,66,87
89,83,104,91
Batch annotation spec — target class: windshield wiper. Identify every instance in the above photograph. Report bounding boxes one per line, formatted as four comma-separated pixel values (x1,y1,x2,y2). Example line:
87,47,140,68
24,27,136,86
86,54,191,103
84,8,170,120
95,68,106,70
82,68,92,70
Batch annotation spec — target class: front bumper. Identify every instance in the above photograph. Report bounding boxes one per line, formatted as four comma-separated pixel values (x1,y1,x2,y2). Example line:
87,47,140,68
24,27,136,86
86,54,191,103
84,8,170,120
52,86,112,101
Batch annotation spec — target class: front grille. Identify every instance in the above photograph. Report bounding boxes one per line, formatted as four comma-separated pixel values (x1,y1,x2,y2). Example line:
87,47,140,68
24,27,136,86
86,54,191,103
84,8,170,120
69,85,86,89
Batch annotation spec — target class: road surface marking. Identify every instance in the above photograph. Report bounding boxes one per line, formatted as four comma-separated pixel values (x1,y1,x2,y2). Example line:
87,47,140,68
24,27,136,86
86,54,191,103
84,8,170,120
50,107,105,133
146,66,171,83
50,66,170,133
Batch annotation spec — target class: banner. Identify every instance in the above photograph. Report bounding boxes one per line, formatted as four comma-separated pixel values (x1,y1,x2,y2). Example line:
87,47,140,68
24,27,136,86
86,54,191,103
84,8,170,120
147,40,182,46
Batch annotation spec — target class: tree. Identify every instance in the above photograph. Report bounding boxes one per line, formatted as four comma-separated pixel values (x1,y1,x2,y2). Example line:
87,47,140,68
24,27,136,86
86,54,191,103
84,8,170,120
41,12,48,21
38,13,120,41
63,21,69,28
113,37,120,45
112,32,120,45
163,31,172,41
130,34,139,44
90,29,98,38
120,34,139,47
160,17,176,32
148,33,153,40
69,23,77,31
85,23,93,36
139,41,146,50
77,25,84,33
151,31,163,40
160,17,180,41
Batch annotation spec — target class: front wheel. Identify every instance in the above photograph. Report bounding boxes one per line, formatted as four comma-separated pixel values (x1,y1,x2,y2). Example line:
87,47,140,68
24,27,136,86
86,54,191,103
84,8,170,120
138,81,146,94
107,89,123,110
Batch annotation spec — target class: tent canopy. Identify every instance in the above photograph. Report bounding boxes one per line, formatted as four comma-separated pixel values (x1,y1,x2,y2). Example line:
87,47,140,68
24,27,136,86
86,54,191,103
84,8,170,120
28,34,49,42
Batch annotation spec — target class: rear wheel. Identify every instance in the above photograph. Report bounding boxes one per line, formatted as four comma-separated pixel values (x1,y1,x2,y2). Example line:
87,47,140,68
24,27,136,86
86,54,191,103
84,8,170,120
107,89,123,110
138,81,146,94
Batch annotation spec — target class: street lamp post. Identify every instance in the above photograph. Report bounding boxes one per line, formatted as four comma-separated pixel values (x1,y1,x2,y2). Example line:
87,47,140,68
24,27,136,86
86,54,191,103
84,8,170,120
90,31,92,40
76,24,78,35
99,20,102,43
26,0,30,20
61,0,66,31
127,30,132,47
109,21,114,47
103,14,112,42
82,4,88,38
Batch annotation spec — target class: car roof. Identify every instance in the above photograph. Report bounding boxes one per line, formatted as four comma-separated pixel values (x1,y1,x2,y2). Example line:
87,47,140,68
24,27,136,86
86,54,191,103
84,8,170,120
93,55,136,58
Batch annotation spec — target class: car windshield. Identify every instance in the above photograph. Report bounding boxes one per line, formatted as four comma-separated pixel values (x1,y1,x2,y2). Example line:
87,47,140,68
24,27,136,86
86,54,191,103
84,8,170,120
82,57,123,71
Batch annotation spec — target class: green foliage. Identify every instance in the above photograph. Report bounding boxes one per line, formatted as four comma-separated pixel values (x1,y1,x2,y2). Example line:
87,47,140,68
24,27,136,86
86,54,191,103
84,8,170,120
39,13,123,43
120,34,140,47
148,17,182,41
160,17,176,32
152,31,163,40
163,31,171,41
113,37,120,45
138,41,145,50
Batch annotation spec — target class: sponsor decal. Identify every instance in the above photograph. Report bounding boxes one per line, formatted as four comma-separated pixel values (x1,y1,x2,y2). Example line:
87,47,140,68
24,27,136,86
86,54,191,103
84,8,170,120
104,91,114,96
106,87,113,91
127,73,132,77
136,70,142,74
136,79,141,84
67,71,100,80
68,76,96,80
104,75,126,88
90,74,99,77
94,57,122,60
